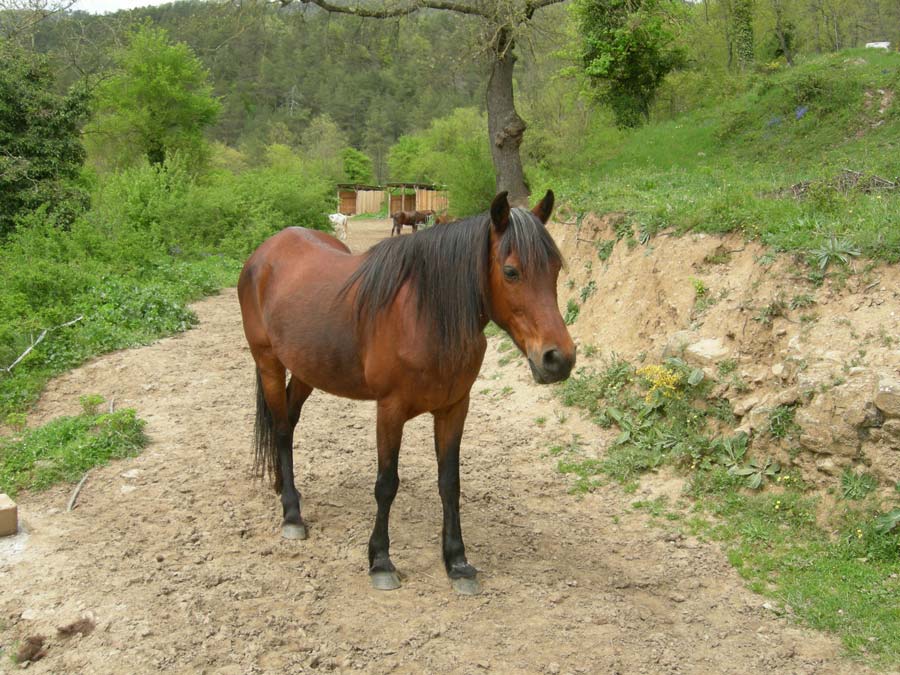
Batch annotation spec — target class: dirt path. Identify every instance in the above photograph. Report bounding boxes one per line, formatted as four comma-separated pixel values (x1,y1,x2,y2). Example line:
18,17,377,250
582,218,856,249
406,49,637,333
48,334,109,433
0,219,874,675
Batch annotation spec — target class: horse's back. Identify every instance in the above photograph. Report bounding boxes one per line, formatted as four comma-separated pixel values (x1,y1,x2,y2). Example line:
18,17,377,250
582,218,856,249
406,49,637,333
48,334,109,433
240,226,352,307
262,226,351,258
239,227,376,396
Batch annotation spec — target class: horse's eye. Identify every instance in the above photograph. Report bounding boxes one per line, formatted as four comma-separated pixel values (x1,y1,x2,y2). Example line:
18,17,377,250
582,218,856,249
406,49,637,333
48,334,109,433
503,265,520,281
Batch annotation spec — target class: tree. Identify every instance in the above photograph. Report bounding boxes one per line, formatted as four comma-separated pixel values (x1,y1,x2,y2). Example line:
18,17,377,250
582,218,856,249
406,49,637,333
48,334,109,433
283,0,567,206
730,0,755,69
571,0,685,128
0,41,88,236
86,26,220,171
388,108,495,216
0,0,76,41
300,113,348,180
769,0,795,65
342,147,374,184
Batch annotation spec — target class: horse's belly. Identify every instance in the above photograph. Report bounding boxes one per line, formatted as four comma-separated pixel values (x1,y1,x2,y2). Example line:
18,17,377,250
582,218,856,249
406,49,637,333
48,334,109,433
269,309,375,400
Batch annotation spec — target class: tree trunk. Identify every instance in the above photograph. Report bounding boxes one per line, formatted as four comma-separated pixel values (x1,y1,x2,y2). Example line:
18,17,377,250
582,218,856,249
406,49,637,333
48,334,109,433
772,0,794,65
485,35,529,207
774,23,793,65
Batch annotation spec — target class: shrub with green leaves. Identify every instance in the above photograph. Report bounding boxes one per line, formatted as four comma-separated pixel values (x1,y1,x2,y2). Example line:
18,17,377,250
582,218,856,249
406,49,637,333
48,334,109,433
0,42,89,236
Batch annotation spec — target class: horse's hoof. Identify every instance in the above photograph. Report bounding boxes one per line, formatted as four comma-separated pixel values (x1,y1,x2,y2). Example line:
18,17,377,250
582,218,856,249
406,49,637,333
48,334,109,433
450,576,481,596
370,570,401,591
282,522,308,540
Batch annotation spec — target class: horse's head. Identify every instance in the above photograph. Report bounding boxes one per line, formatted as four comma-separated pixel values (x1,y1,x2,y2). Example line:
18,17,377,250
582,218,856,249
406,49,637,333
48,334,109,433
486,190,575,384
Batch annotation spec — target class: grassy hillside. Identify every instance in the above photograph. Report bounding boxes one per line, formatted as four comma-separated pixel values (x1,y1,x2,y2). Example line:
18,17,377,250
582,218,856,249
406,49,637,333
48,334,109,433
552,49,900,262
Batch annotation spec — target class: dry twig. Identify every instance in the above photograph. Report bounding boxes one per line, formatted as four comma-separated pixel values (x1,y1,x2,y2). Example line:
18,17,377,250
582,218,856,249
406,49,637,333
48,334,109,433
67,470,92,512
1,315,83,375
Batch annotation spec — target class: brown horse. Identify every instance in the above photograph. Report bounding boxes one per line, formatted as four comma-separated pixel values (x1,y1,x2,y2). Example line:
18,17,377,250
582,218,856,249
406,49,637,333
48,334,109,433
238,190,575,594
391,209,433,236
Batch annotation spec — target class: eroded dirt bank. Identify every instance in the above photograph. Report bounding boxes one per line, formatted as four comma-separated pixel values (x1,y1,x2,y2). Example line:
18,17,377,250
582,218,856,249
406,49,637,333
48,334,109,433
0,218,878,675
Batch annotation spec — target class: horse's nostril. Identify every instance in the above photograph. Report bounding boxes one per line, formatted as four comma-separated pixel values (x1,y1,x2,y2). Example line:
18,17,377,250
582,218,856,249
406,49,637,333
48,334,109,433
542,348,563,371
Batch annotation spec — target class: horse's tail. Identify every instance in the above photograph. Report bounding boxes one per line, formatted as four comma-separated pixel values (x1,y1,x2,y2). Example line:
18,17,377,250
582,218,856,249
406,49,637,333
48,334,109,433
254,368,283,493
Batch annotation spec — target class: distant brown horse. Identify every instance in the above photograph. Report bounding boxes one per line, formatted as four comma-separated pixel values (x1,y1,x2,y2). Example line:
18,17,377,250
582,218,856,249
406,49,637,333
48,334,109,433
391,209,433,236
238,191,575,595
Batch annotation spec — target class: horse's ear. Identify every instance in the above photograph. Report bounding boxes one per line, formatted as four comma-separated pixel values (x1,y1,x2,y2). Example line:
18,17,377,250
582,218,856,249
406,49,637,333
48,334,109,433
532,189,554,224
490,191,510,233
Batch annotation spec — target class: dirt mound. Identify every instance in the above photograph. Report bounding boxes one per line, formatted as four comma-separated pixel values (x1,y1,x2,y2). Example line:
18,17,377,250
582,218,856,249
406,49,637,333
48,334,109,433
548,214,900,493
0,217,873,674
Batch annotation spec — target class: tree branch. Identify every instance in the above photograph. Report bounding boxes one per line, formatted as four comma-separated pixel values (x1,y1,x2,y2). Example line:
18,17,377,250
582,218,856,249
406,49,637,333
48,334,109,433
283,0,487,19
525,0,565,19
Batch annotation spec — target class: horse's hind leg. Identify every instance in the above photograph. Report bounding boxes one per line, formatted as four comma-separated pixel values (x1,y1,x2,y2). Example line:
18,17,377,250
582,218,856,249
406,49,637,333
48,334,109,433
256,357,312,539
433,395,479,595
368,401,406,590
280,376,313,538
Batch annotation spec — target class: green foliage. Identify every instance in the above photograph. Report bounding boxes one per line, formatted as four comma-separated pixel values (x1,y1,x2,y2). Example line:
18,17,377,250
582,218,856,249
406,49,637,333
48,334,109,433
579,280,597,303
840,470,878,501
768,404,798,439
0,406,147,496
388,135,428,183
0,140,333,416
595,239,615,260
812,235,861,270
79,394,105,415
729,456,780,490
483,321,503,338
875,508,900,535
715,431,748,469
552,50,900,264
730,0,755,70
717,358,737,375
342,147,374,184
87,26,220,171
0,42,89,236
571,0,685,127
300,114,348,180
387,109,494,216
557,354,900,665
564,299,581,325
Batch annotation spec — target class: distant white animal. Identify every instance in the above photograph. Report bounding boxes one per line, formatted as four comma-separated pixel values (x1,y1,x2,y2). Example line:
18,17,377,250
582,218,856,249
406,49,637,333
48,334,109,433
865,42,891,50
328,213,349,241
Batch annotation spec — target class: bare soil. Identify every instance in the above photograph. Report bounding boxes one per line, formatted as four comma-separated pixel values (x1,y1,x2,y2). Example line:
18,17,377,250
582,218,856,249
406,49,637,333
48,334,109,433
549,214,900,494
0,218,877,675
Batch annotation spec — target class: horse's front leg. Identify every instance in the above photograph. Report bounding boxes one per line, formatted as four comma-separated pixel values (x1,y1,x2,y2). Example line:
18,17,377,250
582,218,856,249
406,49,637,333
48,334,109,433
368,401,405,590
433,395,479,595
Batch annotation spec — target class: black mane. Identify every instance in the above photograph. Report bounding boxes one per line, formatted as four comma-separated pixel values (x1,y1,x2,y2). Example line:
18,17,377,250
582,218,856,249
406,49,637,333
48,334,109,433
343,208,562,365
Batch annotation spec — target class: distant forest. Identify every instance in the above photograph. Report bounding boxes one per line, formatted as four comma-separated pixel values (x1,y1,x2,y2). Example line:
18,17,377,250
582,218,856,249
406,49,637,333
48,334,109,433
22,0,900,182
28,2,505,180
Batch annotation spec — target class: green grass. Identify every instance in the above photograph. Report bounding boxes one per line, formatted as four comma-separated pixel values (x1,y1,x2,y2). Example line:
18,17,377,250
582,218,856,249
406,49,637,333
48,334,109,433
553,356,900,667
563,299,580,325
687,477,900,668
554,50,900,263
483,321,503,338
0,399,148,496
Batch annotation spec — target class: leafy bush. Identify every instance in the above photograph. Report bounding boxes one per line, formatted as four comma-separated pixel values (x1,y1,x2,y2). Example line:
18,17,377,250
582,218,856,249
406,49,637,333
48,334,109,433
0,42,89,236
387,108,495,216
1,134,334,417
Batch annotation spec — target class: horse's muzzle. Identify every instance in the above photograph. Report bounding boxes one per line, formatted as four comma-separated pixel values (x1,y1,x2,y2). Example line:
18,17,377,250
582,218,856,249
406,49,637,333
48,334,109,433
528,347,575,384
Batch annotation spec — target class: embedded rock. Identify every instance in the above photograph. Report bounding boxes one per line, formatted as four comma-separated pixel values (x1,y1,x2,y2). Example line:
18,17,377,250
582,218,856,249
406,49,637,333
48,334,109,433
684,338,729,366
874,374,900,418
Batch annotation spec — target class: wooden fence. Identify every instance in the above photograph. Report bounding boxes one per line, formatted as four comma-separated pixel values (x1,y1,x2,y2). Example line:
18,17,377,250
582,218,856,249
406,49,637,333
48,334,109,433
339,184,448,216
337,185,386,215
